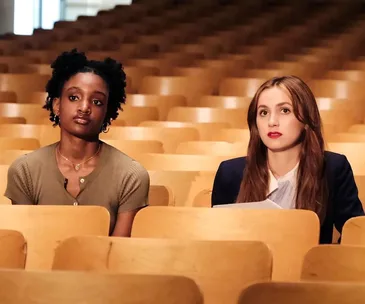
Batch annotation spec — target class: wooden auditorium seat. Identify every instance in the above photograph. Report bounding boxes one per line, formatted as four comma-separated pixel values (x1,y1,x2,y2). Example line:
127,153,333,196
53,236,272,304
0,270,203,304
126,94,186,120
0,205,110,269
99,126,199,153
342,216,365,245
0,229,26,269
238,281,365,304
302,244,365,282
132,207,320,281
167,107,248,128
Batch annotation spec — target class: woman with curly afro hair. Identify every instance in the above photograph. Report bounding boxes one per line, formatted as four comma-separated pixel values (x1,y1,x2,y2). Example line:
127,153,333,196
5,49,150,236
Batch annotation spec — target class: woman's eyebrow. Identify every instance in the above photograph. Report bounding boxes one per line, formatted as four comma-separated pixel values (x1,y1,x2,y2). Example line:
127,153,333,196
66,86,80,91
65,87,107,97
94,91,107,97
276,102,292,107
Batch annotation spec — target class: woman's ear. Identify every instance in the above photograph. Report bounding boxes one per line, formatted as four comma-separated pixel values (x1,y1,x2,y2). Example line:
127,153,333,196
52,98,60,116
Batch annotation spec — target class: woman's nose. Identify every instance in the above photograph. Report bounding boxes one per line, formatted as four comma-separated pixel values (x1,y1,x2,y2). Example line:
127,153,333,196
268,113,279,127
78,100,91,114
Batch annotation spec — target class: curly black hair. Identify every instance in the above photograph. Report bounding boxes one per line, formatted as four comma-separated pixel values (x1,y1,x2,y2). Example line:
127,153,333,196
44,49,126,132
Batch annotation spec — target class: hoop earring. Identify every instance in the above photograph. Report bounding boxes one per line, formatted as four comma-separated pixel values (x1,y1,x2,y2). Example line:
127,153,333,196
102,122,109,133
54,114,60,126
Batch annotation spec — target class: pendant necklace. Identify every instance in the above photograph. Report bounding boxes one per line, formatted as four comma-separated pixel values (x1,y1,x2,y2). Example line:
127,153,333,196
57,144,101,171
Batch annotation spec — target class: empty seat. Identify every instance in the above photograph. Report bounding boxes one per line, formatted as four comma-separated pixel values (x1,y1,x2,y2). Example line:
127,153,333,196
0,205,110,269
0,92,17,103
132,207,319,281
209,128,250,142
0,270,203,304
0,138,40,150
302,245,365,282
148,185,174,206
167,107,248,128
327,133,365,142
321,111,359,135
0,75,49,103
175,141,246,156
139,76,215,106
102,139,164,155
124,66,159,93
238,281,365,304
324,70,365,81
342,216,365,245
198,96,251,108
29,92,48,104
309,80,362,101
116,105,159,126
0,150,32,165
219,78,265,97
0,229,26,269
24,64,52,75
135,154,230,171
348,125,365,133
172,67,226,95
0,124,59,146
0,104,49,124
53,236,272,304
100,126,199,153
148,171,200,207
140,121,231,141
127,94,186,120
0,117,26,124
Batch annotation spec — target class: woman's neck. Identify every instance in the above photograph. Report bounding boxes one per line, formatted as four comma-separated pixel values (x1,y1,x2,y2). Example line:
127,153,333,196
58,134,100,162
268,144,301,178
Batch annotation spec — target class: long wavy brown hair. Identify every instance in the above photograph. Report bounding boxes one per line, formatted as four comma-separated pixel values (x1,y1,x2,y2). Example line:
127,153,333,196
236,75,328,221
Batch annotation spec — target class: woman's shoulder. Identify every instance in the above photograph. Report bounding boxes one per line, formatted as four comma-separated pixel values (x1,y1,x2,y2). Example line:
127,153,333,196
215,157,247,183
7,144,57,181
219,156,247,171
324,151,349,170
323,151,355,187
9,144,57,169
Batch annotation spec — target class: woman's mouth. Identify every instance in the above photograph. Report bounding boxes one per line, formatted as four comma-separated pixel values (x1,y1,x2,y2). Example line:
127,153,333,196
268,132,282,139
74,117,90,125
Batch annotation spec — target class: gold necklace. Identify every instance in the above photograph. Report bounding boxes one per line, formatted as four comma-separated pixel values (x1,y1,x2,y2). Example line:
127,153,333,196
57,144,101,171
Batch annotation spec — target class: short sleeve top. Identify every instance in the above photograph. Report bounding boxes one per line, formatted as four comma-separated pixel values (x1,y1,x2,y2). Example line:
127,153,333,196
5,142,150,234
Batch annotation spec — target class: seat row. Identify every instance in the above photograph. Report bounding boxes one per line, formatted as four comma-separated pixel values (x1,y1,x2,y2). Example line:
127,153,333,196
0,205,364,273
1,206,365,302
2,71,365,103
0,267,364,303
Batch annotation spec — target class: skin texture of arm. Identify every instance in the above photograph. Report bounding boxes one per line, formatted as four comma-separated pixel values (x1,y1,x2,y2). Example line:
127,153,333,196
111,208,141,237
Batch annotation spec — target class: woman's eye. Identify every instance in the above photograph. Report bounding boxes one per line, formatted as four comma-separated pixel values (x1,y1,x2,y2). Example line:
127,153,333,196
93,100,103,106
69,95,78,101
281,108,291,114
259,110,268,116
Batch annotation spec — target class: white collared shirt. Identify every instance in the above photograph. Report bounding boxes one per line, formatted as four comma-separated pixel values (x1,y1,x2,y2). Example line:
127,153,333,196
267,163,299,209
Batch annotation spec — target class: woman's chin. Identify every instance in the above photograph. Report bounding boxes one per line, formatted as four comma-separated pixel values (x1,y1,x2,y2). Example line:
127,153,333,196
62,127,100,140
266,142,302,153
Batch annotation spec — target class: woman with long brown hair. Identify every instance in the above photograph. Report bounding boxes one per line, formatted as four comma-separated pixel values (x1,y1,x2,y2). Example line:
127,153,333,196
212,75,363,243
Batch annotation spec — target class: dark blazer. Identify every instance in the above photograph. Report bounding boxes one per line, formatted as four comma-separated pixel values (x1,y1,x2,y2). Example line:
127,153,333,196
212,151,364,244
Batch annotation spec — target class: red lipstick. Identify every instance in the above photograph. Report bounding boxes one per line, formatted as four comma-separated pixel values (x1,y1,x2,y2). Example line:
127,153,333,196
268,132,282,139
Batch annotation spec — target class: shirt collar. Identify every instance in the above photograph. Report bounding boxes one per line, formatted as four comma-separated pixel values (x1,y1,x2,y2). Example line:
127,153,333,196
267,162,299,196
